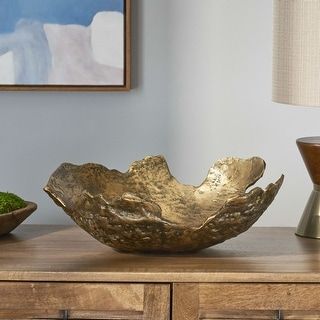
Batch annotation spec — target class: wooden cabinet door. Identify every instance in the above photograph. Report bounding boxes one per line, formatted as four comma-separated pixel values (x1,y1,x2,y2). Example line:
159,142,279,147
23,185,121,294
0,282,170,320
172,283,320,320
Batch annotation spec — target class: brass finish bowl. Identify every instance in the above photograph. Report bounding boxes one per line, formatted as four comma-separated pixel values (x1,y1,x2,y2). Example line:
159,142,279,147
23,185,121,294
0,202,37,237
44,156,283,253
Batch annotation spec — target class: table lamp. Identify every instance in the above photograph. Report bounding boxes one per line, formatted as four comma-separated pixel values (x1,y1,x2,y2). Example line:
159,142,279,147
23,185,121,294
273,0,320,238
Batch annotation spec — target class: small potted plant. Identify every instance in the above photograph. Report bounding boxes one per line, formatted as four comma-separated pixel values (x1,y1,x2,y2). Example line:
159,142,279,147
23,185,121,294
0,192,37,236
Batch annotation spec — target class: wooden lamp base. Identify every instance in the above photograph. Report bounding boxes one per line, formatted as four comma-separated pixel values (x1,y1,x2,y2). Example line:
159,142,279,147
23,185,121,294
296,137,320,239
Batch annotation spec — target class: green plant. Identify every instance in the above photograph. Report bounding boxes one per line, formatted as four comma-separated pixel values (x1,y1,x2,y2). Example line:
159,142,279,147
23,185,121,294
0,192,26,215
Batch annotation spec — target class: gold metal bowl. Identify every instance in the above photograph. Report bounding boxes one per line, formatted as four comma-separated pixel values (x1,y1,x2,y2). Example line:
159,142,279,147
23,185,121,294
44,156,283,253
0,202,37,237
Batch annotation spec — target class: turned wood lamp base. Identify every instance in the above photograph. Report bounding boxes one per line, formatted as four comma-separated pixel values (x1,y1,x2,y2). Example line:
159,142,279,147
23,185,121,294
296,137,320,239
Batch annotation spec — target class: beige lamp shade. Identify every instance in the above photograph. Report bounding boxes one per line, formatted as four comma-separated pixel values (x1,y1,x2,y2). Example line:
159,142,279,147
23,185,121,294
273,0,320,107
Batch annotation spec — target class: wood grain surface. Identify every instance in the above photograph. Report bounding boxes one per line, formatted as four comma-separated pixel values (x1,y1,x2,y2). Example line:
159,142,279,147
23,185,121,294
143,285,170,320
0,282,170,319
173,283,320,320
172,284,199,320
0,225,319,283
198,283,320,310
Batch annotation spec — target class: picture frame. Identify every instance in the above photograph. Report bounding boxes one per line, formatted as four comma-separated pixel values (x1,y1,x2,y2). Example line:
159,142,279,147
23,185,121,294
0,0,131,92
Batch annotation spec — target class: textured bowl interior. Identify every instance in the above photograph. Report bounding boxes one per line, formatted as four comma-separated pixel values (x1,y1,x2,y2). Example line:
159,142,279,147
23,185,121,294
0,202,37,237
44,156,283,252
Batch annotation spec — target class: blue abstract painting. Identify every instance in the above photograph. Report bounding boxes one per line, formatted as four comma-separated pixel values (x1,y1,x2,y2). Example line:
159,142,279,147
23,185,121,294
0,0,125,86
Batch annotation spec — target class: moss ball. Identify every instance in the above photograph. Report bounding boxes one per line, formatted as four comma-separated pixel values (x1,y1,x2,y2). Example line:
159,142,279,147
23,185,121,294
0,192,27,215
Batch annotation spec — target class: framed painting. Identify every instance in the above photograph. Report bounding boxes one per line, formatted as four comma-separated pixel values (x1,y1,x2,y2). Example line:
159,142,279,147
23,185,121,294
0,0,131,91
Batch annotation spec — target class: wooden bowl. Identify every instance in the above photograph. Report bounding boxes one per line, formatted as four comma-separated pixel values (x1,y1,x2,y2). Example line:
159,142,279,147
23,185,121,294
44,156,283,253
0,202,37,236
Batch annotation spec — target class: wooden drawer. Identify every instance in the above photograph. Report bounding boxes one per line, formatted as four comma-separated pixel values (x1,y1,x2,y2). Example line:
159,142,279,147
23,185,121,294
173,283,320,320
0,282,170,320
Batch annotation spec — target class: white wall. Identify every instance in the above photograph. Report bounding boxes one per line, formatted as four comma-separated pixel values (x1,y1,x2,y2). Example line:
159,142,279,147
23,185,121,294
1,0,319,226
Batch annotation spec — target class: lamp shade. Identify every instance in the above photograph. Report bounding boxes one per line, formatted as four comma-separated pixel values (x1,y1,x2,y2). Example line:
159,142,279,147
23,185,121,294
273,0,320,107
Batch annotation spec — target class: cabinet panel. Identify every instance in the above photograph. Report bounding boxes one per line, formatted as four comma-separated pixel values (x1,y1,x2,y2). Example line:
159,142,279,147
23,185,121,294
198,284,320,311
172,283,320,320
0,282,170,320
200,311,320,320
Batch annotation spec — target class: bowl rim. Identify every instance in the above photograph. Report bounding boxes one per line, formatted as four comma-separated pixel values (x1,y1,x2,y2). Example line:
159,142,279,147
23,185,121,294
0,201,37,218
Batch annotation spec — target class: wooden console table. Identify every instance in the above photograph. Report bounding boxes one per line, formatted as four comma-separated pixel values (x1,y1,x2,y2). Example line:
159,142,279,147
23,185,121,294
0,225,319,319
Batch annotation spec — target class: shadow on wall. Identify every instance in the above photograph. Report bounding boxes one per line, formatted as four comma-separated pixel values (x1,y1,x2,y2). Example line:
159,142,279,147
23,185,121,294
131,0,141,89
